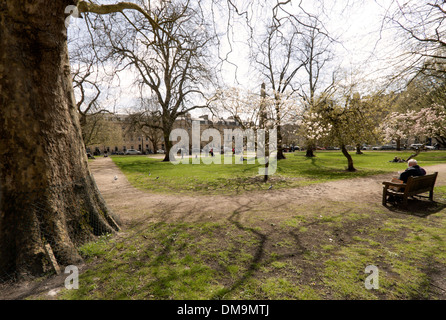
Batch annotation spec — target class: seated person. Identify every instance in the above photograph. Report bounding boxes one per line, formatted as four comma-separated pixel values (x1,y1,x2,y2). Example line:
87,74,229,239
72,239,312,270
387,159,426,198
398,159,426,183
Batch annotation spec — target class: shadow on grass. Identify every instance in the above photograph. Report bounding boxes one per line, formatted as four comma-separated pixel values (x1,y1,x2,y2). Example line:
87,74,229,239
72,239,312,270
209,210,267,300
383,198,446,217
208,199,357,300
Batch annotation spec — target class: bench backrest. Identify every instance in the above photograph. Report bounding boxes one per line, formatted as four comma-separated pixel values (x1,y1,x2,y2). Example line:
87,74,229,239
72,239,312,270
405,172,438,195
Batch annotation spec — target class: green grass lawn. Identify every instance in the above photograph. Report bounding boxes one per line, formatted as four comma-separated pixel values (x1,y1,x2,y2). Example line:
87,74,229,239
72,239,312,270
58,189,446,300
30,150,446,301
110,150,446,195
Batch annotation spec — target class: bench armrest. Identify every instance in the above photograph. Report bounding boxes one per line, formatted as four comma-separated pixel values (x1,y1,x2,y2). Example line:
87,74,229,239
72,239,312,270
382,181,406,188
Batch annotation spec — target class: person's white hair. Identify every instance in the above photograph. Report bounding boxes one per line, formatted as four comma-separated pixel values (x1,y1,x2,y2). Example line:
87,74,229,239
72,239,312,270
408,159,418,166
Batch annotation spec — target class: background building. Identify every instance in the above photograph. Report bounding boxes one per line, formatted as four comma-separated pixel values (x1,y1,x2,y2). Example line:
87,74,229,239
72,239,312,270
84,112,245,155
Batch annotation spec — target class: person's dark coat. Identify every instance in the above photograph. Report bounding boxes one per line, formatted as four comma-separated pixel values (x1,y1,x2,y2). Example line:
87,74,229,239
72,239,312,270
398,165,426,183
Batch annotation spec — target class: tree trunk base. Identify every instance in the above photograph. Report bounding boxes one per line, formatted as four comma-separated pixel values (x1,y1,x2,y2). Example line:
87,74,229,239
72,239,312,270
277,150,286,160
0,176,120,281
305,151,315,157
341,145,356,173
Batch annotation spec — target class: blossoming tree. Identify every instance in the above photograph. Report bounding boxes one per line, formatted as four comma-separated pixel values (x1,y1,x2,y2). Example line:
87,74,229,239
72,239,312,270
413,105,446,147
380,110,416,150
381,104,446,149
301,93,382,171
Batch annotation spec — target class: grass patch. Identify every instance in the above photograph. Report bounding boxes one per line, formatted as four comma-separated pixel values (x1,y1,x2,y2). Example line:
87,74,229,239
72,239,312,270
110,151,446,195
49,193,446,300
40,151,446,300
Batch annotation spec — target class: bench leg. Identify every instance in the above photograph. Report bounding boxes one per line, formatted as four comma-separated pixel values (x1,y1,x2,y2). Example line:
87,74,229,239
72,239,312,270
429,190,434,201
382,187,387,205
402,196,408,207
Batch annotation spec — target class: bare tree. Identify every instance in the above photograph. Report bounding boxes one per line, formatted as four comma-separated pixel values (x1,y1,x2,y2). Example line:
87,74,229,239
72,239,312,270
70,35,122,148
251,5,305,160
385,0,446,83
126,97,164,154
296,14,337,157
86,0,217,161
247,1,339,160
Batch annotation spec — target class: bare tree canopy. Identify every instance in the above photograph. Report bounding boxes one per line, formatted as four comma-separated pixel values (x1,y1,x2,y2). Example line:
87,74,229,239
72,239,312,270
74,0,217,161
384,0,446,84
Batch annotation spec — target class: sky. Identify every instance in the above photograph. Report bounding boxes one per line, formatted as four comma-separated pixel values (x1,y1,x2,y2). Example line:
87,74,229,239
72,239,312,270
326,1,403,84
68,0,404,115
211,0,405,104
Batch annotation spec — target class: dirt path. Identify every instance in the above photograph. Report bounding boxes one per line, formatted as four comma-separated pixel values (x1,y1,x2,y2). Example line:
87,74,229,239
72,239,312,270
89,157,446,226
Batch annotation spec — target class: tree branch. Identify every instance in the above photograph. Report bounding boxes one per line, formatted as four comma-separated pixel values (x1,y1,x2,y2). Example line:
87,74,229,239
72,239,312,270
77,1,159,30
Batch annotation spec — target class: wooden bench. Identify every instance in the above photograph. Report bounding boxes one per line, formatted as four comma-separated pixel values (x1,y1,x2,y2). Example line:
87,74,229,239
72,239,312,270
382,172,438,207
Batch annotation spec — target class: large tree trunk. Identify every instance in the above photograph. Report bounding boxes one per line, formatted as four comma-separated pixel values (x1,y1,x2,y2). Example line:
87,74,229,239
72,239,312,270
341,145,356,172
0,1,120,280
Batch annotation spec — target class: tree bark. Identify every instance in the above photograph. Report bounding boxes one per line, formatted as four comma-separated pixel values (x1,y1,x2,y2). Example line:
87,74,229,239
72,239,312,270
162,120,175,162
0,1,120,280
305,144,315,157
276,126,286,160
259,83,269,182
275,101,286,161
341,145,356,172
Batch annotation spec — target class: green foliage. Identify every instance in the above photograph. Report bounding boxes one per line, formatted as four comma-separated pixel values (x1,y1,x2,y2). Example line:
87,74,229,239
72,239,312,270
302,92,388,148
